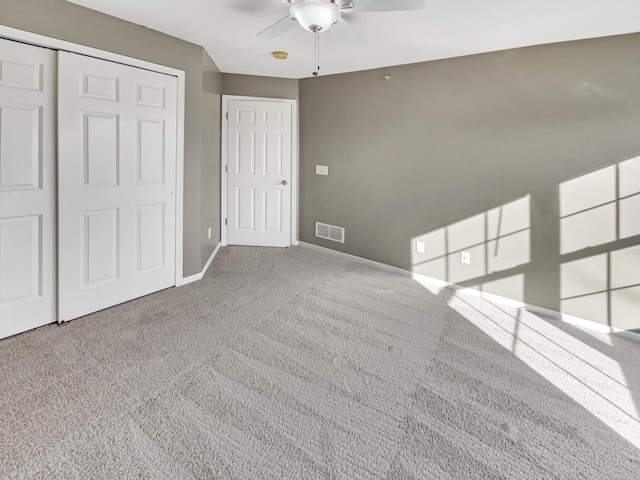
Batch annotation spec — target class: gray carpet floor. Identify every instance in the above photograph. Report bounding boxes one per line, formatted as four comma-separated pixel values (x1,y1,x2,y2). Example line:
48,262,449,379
1,245,639,479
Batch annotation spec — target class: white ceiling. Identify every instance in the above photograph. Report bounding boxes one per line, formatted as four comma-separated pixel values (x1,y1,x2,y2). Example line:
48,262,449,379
66,0,640,79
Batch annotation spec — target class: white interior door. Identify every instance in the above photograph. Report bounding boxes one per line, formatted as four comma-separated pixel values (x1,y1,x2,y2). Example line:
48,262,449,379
227,100,292,247
58,51,177,321
0,39,56,339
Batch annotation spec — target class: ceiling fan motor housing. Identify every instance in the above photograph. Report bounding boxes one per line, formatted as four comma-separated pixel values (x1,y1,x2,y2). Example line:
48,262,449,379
286,0,353,7
290,0,341,32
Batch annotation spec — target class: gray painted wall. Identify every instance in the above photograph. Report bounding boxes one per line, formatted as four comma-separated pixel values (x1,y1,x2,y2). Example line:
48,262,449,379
222,74,299,100
0,0,222,276
299,33,640,331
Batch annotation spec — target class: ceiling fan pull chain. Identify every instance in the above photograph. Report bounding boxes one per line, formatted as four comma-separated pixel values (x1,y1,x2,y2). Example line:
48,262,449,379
313,28,320,76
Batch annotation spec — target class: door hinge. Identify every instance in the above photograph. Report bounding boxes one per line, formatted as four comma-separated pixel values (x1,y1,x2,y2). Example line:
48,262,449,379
225,165,228,173
226,112,228,119
225,218,228,226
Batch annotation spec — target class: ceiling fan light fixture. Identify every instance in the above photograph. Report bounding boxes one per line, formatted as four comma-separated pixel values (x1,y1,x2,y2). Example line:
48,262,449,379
291,0,340,33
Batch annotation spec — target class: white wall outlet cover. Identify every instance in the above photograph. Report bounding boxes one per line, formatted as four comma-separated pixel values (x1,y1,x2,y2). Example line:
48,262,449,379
461,251,471,264
316,165,329,175
416,241,425,254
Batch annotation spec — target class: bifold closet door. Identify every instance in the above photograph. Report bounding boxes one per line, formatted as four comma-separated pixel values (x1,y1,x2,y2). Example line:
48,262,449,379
58,51,178,321
0,39,56,339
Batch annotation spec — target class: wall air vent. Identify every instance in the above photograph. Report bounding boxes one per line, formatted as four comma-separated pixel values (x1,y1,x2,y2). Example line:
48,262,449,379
315,222,345,243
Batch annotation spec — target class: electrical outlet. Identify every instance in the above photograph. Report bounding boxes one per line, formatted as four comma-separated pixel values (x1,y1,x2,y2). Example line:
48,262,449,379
316,165,329,175
460,251,471,264
416,241,425,254
207,227,212,239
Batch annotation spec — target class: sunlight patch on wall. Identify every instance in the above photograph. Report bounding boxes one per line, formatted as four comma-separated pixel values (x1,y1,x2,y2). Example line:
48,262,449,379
411,195,531,285
469,274,525,303
560,156,640,254
619,155,640,238
561,246,640,330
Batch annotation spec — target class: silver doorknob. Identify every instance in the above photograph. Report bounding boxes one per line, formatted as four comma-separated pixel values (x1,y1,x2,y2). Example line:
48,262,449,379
280,180,288,185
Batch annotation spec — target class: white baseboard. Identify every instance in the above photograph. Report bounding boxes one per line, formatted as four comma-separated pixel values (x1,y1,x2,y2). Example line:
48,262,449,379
297,242,640,343
179,242,221,286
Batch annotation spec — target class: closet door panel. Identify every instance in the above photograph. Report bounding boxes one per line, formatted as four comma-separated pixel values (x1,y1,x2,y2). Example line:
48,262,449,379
58,52,177,321
0,39,56,339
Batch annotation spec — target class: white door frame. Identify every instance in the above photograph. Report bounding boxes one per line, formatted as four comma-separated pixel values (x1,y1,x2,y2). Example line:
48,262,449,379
221,95,298,247
0,25,188,287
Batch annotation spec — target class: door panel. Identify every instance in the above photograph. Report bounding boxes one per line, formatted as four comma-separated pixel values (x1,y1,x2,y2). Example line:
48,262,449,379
138,119,165,183
264,133,284,176
0,215,41,302
227,100,292,247
264,189,282,231
58,51,177,321
84,112,119,186
136,203,165,271
237,131,256,174
83,209,119,285
0,38,56,339
236,187,256,230
0,106,41,188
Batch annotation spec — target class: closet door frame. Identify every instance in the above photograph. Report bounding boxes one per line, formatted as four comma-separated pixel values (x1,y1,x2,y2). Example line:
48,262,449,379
0,26,187,293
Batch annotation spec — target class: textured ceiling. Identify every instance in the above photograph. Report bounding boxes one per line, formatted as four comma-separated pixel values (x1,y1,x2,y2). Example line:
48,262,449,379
66,0,640,79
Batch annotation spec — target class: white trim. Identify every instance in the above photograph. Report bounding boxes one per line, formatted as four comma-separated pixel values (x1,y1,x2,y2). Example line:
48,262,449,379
298,242,640,342
518,304,640,343
221,95,298,247
291,100,299,246
180,242,222,286
174,75,186,286
0,25,187,286
221,97,229,246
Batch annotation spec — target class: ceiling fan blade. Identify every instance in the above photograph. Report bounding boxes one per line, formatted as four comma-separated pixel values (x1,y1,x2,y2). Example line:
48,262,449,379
356,0,426,12
257,14,296,39
329,17,367,46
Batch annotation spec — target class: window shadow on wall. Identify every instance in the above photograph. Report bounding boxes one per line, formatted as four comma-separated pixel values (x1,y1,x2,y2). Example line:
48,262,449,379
411,195,531,303
559,155,640,330
410,156,640,332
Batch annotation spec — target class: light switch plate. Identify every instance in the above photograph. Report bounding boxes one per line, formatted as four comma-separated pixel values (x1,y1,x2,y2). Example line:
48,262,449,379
316,165,329,175
461,251,471,264
416,241,425,254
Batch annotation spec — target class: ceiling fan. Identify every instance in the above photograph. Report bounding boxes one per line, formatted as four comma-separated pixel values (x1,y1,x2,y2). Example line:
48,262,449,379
257,0,426,38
